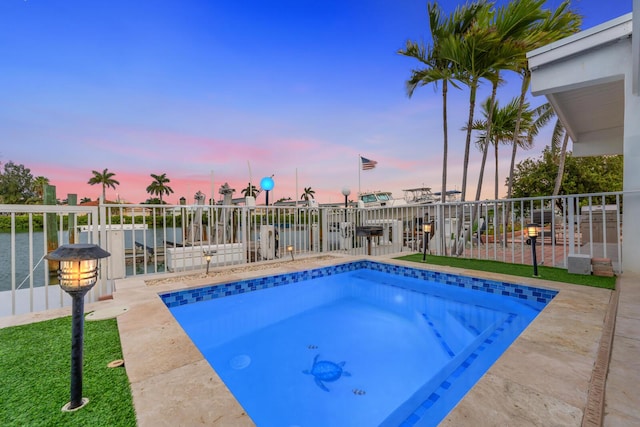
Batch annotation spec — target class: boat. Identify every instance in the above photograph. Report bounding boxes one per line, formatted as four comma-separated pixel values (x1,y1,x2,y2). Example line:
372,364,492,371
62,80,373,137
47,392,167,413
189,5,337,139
358,191,408,208
433,190,462,203
402,187,438,205
358,188,438,208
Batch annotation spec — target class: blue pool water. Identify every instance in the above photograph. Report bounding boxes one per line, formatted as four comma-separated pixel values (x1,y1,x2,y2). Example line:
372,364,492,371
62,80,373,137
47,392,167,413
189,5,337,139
162,261,557,426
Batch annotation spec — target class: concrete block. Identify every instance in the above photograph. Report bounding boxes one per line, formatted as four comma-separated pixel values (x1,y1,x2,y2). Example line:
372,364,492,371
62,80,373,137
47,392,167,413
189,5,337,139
568,254,592,275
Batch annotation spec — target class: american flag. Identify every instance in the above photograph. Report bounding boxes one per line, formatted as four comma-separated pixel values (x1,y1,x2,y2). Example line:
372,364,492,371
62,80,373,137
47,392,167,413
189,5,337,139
361,156,377,170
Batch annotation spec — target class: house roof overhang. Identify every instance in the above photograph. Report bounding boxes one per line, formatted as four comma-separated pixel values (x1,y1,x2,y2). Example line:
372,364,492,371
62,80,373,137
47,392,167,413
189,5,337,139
527,12,636,157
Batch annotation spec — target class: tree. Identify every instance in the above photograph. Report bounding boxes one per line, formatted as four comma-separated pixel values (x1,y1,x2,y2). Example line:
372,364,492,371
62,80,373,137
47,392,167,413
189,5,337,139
300,187,315,201
146,173,174,204
399,1,486,203
241,183,259,198
472,0,548,202
0,161,37,204
470,97,536,199
88,168,120,202
438,3,498,202
552,125,570,197
31,176,50,203
529,102,572,197
80,197,92,203
506,1,581,200
510,148,623,199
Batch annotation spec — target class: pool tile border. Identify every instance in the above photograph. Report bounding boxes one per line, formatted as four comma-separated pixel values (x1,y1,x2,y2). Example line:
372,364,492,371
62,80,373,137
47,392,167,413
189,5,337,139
157,260,566,426
159,260,558,308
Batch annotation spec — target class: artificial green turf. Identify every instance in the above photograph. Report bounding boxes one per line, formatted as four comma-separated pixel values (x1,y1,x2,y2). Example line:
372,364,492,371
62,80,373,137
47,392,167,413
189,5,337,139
0,316,136,427
396,253,616,289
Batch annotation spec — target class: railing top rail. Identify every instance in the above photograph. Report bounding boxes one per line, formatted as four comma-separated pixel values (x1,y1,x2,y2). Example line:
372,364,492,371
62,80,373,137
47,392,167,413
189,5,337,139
0,204,98,214
363,191,624,208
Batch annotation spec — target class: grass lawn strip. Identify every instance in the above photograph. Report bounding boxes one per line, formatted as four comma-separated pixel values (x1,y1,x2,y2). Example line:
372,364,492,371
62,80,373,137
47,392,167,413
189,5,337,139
396,254,616,289
0,316,136,427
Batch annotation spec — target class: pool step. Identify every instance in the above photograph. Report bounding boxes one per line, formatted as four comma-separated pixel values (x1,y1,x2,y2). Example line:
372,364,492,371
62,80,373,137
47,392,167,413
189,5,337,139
420,312,475,358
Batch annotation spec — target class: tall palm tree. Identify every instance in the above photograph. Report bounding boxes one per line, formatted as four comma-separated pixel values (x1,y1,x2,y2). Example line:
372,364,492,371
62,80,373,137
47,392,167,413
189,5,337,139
473,0,548,202
399,1,487,204
300,187,315,201
438,4,499,202
146,173,174,204
528,102,570,196
506,0,581,200
552,125,570,197
241,183,259,198
471,97,536,200
88,168,119,202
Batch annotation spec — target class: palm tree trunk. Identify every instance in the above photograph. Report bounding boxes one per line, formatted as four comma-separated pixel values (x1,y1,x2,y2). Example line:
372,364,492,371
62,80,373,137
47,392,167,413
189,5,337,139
440,80,450,255
504,71,530,247
457,78,479,255
553,132,570,196
474,80,499,202
507,71,530,199
494,142,499,200
475,143,490,201
461,79,478,203
441,81,448,205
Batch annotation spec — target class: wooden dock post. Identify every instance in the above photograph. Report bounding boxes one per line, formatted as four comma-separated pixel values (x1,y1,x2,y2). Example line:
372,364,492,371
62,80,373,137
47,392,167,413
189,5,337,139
44,184,59,273
67,193,77,244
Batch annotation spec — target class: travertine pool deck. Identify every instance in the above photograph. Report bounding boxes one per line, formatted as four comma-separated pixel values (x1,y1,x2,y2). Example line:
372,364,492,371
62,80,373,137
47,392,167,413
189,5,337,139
2,254,637,426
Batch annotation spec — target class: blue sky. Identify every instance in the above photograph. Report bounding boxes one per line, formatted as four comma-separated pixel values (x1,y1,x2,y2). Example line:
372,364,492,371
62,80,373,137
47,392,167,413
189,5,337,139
0,0,633,204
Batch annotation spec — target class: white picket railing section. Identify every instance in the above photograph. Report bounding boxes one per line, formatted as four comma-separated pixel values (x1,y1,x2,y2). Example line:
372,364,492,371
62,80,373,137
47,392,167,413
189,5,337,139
0,204,102,316
0,191,623,317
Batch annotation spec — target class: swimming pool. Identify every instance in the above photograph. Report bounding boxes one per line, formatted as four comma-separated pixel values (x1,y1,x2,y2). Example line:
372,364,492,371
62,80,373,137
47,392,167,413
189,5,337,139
161,261,557,426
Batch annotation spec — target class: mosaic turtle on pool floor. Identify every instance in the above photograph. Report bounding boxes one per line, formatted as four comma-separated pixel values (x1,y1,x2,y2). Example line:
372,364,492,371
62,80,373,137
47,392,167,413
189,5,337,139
303,354,351,392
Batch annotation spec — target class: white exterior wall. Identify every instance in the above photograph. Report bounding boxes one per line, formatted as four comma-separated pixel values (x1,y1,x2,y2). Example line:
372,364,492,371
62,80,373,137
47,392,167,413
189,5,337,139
528,13,638,273
624,73,640,274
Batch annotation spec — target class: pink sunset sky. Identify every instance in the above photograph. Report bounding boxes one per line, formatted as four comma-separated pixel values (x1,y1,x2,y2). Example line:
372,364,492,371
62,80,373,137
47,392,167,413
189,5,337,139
0,0,632,204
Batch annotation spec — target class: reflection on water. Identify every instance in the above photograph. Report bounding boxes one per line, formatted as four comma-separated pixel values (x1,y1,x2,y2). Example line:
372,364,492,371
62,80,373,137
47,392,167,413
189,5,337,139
1,226,344,292
0,228,183,292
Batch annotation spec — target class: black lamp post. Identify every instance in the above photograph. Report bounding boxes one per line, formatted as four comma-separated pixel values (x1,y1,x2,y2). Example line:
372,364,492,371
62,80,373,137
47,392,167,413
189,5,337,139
286,245,294,260
341,187,350,221
260,176,275,206
422,223,432,261
45,244,111,411
526,223,540,277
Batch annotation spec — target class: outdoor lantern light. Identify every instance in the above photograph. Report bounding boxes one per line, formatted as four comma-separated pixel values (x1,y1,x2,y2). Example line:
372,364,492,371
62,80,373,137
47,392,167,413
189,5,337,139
45,243,111,412
204,251,214,274
525,223,541,277
260,176,275,206
286,245,294,260
179,196,186,205
341,187,351,221
423,223,432,261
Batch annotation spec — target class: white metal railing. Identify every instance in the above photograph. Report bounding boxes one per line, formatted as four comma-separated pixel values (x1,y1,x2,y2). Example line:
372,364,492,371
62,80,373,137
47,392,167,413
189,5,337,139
0,204,103,316
0,191,623,317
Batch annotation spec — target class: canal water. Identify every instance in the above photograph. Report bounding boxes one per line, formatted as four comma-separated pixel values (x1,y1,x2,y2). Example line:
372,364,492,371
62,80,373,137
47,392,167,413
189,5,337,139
0,227,343,292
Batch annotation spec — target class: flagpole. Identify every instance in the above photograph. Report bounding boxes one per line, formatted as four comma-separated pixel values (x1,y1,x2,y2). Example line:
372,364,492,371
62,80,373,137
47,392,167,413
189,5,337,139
210,170,214,205
358,154,361,197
